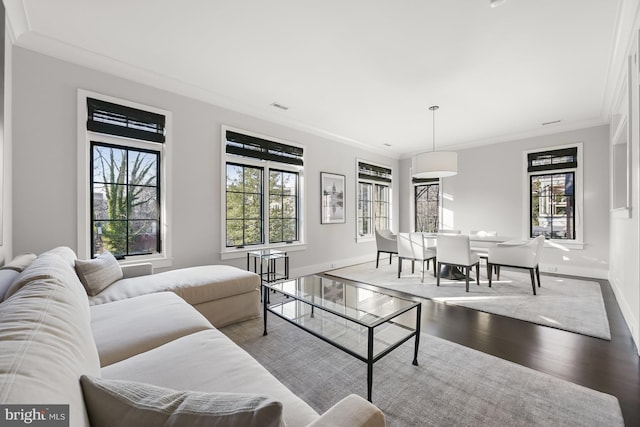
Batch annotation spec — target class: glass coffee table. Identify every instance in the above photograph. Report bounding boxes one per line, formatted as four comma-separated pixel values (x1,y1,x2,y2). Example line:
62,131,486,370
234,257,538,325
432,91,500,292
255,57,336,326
262,275,421,402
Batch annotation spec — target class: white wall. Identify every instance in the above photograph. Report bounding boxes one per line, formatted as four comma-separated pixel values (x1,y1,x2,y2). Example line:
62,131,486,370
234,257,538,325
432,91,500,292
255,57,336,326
11,47,399,274
608,4,640,351
399,125,611,279
1,10,12,265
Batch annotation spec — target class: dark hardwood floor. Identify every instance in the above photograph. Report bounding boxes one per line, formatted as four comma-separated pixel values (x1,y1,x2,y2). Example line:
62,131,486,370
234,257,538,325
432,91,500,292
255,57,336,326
321,271,640,426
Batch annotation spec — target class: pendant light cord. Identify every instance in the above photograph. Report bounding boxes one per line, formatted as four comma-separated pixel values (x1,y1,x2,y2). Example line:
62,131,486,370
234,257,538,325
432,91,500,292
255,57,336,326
429,105,439,153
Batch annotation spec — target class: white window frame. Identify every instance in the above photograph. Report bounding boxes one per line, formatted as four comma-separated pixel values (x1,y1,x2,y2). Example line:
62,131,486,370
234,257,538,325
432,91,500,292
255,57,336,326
356,158,393,243
523,142,584,249
220,125,306,259
77,89,173,268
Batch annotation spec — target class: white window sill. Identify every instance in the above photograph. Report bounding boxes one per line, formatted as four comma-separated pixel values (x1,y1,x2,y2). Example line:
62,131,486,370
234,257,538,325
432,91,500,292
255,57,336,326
119,255,173,270
356,236,375,244
220,243,307,260
544,240,585,250
610,207,631,219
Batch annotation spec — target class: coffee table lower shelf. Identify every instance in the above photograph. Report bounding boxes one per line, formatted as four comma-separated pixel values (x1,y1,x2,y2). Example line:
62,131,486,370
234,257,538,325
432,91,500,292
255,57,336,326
263,286,421,402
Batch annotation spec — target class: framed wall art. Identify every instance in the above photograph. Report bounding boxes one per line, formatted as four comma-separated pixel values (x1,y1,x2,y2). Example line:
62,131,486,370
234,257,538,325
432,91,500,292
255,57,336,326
320,172,345,224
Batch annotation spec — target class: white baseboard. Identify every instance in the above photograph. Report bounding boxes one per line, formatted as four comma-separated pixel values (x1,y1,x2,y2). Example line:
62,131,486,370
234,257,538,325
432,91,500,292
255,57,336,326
539,263,608,280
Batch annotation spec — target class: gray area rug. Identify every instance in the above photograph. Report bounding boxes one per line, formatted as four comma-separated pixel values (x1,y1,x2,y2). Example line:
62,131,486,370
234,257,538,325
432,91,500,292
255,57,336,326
326,261,611,340
221,316,624,427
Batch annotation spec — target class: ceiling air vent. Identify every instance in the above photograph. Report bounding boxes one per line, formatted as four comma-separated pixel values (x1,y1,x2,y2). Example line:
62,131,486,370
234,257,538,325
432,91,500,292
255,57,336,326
542,120,562,126
270,102,289,111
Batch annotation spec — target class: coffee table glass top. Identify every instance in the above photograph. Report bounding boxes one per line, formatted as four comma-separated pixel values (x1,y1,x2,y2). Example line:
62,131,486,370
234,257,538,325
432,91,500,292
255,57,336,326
266,275,418,327
264,275,420,361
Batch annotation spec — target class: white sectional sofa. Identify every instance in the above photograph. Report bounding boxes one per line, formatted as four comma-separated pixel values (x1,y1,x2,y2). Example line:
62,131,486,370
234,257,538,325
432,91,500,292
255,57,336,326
90,262,262,328
0,247,385,427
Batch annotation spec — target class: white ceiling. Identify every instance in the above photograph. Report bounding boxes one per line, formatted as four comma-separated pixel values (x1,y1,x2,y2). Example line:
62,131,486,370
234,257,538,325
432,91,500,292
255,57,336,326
6,0,623,157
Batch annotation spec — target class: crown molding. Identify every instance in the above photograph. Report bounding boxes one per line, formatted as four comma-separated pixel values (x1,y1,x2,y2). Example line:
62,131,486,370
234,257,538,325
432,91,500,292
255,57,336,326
4,0,30,43
400,118,608,159
4,6,399,159
601,0,640,121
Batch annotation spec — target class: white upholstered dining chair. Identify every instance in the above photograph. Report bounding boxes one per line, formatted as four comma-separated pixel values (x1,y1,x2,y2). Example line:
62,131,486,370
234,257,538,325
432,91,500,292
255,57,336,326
487,235,545,295
375,229,398,268
469,230,498,274
436,234,480,292
397,232,437,283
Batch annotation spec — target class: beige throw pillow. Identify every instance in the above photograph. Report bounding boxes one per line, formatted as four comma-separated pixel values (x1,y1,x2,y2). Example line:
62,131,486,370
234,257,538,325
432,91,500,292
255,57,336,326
80,375,285,427
75,251,123,296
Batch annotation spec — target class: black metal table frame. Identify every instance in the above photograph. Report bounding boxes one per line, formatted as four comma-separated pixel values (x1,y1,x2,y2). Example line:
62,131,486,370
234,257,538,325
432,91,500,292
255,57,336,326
247,251,290,284
262,281,421,402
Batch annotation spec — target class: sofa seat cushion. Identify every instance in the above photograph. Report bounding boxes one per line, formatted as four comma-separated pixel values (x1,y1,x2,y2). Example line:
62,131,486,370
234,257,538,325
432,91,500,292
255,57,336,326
81,375,285,427
91,292,214,367
89,265,260,306
102,329,319,427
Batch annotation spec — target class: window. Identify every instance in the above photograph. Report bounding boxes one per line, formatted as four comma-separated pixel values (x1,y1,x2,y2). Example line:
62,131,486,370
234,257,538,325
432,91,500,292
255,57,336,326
527,146,580,241
357,182,373,237
225,163,263,247
374,184,390,231
78,91,172,266
91,143,161,257
357,161,392,239
414,179,439,232
223,127,303,251
269,170,299,243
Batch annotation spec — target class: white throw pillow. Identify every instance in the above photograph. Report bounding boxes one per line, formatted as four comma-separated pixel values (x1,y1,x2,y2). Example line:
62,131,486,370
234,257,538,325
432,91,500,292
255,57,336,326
80,375,285,427
75,251,123,296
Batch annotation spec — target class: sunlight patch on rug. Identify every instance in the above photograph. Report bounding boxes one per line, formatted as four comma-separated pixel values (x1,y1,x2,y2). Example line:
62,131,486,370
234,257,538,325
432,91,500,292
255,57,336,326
326,261,611,340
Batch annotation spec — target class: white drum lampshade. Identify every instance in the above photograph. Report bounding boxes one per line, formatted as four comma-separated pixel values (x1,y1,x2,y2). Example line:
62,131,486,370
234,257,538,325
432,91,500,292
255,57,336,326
412,105,458,179
413,151,458,178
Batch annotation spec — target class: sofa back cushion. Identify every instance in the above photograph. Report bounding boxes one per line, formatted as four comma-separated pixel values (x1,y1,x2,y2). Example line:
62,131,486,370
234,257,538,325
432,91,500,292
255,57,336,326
4,246,80,300
0,270,19,300
0,247,100,427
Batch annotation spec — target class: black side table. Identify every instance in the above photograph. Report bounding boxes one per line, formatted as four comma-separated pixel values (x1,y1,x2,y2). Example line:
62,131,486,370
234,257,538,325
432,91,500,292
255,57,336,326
247,250,289,299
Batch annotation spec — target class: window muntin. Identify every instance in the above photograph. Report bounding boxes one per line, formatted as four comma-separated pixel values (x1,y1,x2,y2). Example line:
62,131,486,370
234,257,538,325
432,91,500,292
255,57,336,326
91,143,161,257
225,163,264,247
530,172,575,240
223,128,303,251
269,169,299,243
357,182,373,237
374,184,390,231
357,160,392,239
415,181,439,232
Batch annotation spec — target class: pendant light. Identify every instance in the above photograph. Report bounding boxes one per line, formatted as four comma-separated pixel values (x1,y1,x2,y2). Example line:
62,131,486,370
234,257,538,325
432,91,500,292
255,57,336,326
413,106,458,179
